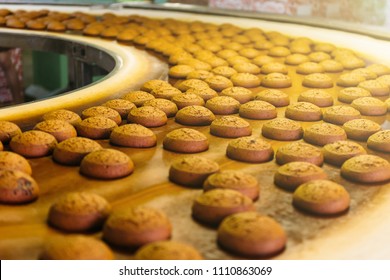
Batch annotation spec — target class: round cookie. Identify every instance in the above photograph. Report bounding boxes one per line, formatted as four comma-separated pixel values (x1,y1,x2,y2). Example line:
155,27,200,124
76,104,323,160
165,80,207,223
127,106,168,127
150,86,183,100
217,212,287,257
175,105,215,126
163,128,209,153
10,130,57,158
255,89,290,107
308,51,331,63
169,64,195,79
43,109,82,125
285,53,310,65
338,87,371,103
123,90,155,107
230,73,261,88
220,86,254,104
367,130,390,153
341,154,390,183
302,73,333,88
48,192,111,232
80,149,134,179
274,161,327,191
0,169,39,204
342,119,381,141
143,98,178,118
284,102,322,121
304,122,347,146
212,66,237,78
233,62,261,74
319,59,344,73
351,97,387,116
323,105,361,125
261,62,288,74
169,155,220,187
0,120,22,143
76,116,118,139
239,100,277,120
102,99,136,119
323,140,367,166
81,106,122,125
103,206,171,248
226,136,274,163
358,80,390,97
296,62,324,75
135,240,203,260
203,170,259,201
205,75,233,91
292,180,350,215
276,141,324,166
336,72,366,87
171,93,205,109
252,55,274,66
262,118,303,141
41,235,114,260
53,137,102,165
261,73,292,88
297,89,333,107
175,79,208,92
0,151,32,175
187,69,214,80
366,64,390,76
34,119,77,142
185,87,218,101
205,96,240,115
268,46,291,57
110,124,156,148
351,68,377,80
210,116,252,138
192,189,255,225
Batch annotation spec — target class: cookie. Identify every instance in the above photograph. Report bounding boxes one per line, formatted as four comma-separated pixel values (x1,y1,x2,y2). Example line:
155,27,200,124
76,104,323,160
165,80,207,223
338,87,371,103
358,80,390,97
102,99,136,119
336,72,366,87
323,140,367,166
296,62,324,75
323,105,361,125
42,109,82,126
366,64,390,76
260,62,288,75
123,90,155,107
351,68,377,80
261,73,292,88
254,89,290,107
34,119,77,142
0,120,21,143
262,118,303,141
169,156,219,187
211,66,238,78
203,170,259,201
304,123,347,146
10,130,57,158
252,55,275,66
274,161,327,191
210,116,252,138
163,128,209,153
0,169,39,204
192,189,255,225
141,80,171,93
314,42,335,53
53,137,102,165
143,98,178,118
217,212,287,257
302,73,333,88
292,180,350,215
80,149,134,179
341,154,390,183
187,69,214,80
168,64,195,79
226,136,274,163
76,116,118,139
351,96,387,116
297,89,333,107
41,235,114,260
175,79,208,92
175,105,215,126
343,119,381,141
185,87,218,101
230,73,261,88
150,85,183,100
285,102,322,121
135,240,203,260
285,54,310,65
268,46,291,57
127,106,168,127
205,96,240,115
233,62,261,75
48,192,111,232
319,59,344,73
0,151,32,175
239,100,277,120
276,141,323,166
81,106,122,125
110,124,156,148
367,130,390,153
205,75,233,91
220,86,254,104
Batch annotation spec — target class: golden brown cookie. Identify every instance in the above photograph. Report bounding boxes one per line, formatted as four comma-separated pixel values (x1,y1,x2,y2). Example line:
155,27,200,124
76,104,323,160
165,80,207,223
252,55,275,66
192,189,255,225
233,62,261,74
217,212,287,257
175,79,209,92
367,130,390,153
319,59,344,73
53,137,102,165
292,180,350,215
140,80,171,93
285,102,322,121
205,75,234,91
338,87,372,103
276,141,324,166
274,161,327,191
226,136,274,163
48,192,111,232
210,116,252,138
43,109,82,126
175,105,216,126
220,86,254,104
302,73,333,88
110,124,156,148
341,154,390,183
239,100,277,120
262,118,303,141
211,65,238,78
203,170,259,201
261,62,288,74
304,122,347,146
150,85,183,100
366,64,390,76
10,130,57,158
102,99,136,119
41,235,114,260
296,62,324,75
351,96,387,116
358,80,390,97
80,149,134,179
205,96,240,115
254,89,290,107
0,151,32,175
169,64,195,79
76,116,118,139
0,169,39,204
127,106,168,127
323,140,367,166
134,240,203,260
268,46,291,57
230,73,261,88
297,89,333,107
187,69,214,80
323,105,361,125
34,120,77,142
172,92,205,109
351,68,377,80
81,106,122,125
0,120,21,143
285,54,310,65
342,119,381,141
169,156,220,187
185,87,218,101
123,90,155,107
163,128,209,153
336,72,366,87
261,73,292,88
143,98,178,118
